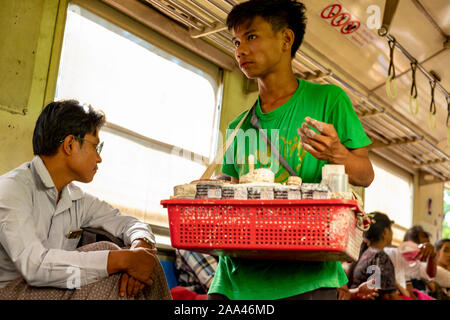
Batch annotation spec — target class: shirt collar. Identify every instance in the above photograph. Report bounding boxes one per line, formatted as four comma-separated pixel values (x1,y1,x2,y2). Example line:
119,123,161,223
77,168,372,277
31,156,84,201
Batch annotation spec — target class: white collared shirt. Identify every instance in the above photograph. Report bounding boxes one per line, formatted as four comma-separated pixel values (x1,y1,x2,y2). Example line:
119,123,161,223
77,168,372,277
435,266,450,288
0,156,154,289
384,246,433,289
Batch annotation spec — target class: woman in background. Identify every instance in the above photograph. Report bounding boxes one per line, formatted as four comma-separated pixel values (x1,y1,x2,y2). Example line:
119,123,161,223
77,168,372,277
348,212,402,300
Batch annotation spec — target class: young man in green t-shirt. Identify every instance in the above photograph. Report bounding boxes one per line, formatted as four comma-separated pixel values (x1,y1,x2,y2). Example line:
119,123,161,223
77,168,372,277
207,0,375,300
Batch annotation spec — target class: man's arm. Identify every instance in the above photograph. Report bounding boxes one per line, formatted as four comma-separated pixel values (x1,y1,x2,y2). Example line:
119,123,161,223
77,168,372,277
81,193,155,247
297,117,374,187
0,180,110,288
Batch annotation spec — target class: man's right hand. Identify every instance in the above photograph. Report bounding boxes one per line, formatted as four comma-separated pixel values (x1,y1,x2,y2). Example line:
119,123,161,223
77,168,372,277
107,247,158,297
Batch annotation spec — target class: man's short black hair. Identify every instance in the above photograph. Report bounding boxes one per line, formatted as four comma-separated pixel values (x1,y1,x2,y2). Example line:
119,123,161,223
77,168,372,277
33,99,105,156
435,238,450,252
403,225,431,244
226,0,307,58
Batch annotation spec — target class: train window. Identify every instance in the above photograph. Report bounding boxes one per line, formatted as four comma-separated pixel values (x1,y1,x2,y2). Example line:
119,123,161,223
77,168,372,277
55,4,221,228
364,156,414,228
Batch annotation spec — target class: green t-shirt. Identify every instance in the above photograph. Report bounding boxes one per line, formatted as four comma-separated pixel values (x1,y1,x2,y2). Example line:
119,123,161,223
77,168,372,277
209,79,372,300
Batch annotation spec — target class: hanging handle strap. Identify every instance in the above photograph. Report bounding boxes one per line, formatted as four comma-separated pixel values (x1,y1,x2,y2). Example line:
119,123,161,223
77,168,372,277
429,80,437,129
409,61,419,115
447,98,450,143
199,103,255,180
386,37,397,98
446,98,450,128
250,107,298,177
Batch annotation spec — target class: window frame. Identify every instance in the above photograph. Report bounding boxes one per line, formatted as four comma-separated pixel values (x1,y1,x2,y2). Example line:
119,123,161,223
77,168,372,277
55,1,225,229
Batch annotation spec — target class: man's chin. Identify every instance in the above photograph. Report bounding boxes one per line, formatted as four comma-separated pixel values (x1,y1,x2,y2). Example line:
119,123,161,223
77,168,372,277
243,71,258,79
80,176,95,184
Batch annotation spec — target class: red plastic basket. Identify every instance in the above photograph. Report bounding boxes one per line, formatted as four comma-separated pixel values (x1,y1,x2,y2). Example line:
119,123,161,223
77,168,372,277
161,198,363,262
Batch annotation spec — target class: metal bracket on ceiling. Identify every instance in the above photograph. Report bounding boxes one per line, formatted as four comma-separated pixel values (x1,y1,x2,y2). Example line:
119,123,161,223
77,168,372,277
301,70,333,82
190,23,228,38
378,0,400,37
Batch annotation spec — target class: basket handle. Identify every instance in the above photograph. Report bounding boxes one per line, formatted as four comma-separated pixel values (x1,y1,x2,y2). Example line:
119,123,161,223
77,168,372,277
199,103,255,180
352,190,370,231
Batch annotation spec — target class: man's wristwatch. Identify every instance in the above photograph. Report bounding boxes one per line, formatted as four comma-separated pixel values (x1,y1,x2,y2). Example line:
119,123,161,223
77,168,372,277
136,237,156,249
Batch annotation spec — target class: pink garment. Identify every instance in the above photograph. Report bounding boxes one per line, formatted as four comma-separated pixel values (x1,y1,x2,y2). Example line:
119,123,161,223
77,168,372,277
413,289,435,300
400,289,435,300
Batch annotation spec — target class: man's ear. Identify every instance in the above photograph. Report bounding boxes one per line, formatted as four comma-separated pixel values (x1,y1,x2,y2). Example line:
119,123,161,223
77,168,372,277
282,28,295,51
61,135,76,155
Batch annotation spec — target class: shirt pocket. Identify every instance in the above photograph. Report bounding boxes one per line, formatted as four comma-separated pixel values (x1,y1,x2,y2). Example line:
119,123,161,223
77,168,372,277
63,237,81,251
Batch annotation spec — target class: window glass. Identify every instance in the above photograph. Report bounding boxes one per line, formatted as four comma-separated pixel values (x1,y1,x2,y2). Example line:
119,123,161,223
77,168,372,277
56,4,220,226
364,156,413,228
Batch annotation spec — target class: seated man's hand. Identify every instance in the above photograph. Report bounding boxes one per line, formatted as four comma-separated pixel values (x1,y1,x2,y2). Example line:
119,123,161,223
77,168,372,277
120,247,158,297
120,272,145,297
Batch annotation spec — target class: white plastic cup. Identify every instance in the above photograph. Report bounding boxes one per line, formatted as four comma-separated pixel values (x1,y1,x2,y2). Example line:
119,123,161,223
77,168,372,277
327,173,349,192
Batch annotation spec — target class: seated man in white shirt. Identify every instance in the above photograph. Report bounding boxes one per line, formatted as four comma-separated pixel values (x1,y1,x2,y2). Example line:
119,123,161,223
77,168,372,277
0,100,171,300
384,225,436,298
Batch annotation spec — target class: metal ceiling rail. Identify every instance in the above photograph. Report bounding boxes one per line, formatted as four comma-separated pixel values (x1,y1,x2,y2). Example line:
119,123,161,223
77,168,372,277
294,50,426,142
189,0,225,23
385,34,449,101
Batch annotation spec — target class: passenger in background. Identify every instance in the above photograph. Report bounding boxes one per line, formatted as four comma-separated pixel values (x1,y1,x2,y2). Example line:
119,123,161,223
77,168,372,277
427,238,450,299
175,249,218,294
0,100,171,300
384,225,436,299
348,212,402,300
170,249,218,300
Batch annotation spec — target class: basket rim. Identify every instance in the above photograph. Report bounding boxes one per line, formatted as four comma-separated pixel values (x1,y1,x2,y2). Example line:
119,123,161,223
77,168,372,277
161,198,360,212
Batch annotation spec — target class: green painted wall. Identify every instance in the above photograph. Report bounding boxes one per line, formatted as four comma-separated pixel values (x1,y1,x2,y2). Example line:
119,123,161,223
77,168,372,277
0,0,67,174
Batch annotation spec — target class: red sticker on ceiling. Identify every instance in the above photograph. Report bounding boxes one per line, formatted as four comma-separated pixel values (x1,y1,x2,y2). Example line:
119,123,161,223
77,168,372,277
318,2,375,48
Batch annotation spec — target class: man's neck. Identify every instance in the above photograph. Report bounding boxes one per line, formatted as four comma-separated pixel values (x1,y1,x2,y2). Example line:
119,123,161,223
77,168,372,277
40,155,72,195
257,71,298,113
